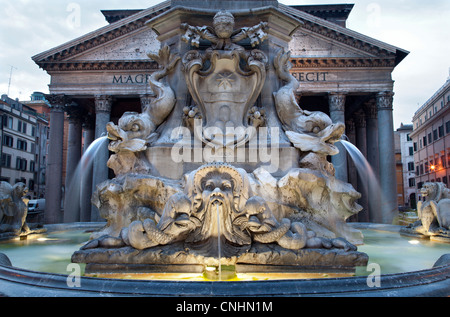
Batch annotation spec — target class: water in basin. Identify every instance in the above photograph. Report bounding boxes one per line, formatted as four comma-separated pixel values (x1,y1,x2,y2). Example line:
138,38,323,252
0,228,447,280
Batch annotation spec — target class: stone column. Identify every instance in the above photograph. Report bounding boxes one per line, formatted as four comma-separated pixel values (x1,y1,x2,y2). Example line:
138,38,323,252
345,119,357,189
329,93,348,182
377,91,398,224
44,94,67,224
80,114,95,222
91,95,113,222
63,103,83,223
140,94,153,113
364,99,381,223
354,111,369,222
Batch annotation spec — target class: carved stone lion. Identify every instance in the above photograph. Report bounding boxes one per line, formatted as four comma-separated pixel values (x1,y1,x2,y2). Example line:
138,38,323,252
0,182,30,236
410,182,450,236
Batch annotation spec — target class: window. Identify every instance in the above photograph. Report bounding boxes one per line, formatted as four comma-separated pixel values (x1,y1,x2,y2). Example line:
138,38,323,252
420,164,424,175
17,120,22,132
15,158,27,171
428,133,432,144
28,179,34,191
413,142,418,152
433,129,438,141
1,154,11,168
30,161,35,172
409,178,416,187
425,162,429,173
439,125,444,138
7,117,12,129
31,126,36,137
408,162,415,171
423,136,427,146
2,134,13,147
409,147,414,156
406,134,412,141
416,166,420,175
22,122,27,134
446,121,450,134
17,139,27,151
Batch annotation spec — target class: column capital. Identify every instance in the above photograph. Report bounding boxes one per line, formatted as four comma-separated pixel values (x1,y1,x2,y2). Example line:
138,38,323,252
65,102,83,123
82,113,96,130
140,94,153,113
364,99,377,119
377,91,395,111
329,92,347,112
45,94,68,112
94,95,113,113
354,110,367,129
345,119,355,134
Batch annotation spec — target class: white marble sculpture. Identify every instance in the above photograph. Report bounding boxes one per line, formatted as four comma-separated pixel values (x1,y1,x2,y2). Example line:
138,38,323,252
73,10,369,272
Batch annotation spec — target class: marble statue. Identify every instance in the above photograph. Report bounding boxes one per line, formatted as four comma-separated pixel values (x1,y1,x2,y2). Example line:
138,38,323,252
72,10,369,273
273,49,345,161
402,182,450,241
0,182,45,238
106,44,180,175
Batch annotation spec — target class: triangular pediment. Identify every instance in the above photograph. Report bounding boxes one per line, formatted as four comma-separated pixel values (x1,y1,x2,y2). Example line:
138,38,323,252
289,29,376,59
32,0,408,71
65,27,160,62
32,1,171,68
280,4,408,64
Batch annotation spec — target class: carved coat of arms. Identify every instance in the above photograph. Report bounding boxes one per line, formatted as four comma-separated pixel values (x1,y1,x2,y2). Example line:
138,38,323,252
181,11,268,147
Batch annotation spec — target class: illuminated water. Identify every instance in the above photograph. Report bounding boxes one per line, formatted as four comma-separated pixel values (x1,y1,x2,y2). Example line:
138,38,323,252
0,229,448,280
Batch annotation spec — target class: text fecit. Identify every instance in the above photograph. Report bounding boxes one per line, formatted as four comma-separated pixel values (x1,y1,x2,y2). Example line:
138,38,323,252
292,72,329,82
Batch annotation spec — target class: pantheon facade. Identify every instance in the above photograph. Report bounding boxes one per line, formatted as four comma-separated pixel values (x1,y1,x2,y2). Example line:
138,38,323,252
32,0,408,224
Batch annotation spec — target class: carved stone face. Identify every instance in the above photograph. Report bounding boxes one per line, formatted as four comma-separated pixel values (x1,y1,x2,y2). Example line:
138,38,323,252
201,173,234,207
213,13,235,39
420,183,434,197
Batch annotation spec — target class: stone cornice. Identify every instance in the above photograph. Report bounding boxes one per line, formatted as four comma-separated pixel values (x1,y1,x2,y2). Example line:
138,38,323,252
40,57,394,72
290,57,396,69
38,60,159,72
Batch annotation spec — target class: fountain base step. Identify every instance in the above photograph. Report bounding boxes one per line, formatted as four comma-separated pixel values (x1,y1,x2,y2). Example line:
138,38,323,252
73,244,369,276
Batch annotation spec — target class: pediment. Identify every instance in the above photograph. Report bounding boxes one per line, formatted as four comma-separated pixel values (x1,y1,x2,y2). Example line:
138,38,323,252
289,29,376,59
65,28,160,62
32,1,408,72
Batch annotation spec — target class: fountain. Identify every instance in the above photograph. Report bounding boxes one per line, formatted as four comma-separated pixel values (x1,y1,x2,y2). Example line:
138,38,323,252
0,3,448,297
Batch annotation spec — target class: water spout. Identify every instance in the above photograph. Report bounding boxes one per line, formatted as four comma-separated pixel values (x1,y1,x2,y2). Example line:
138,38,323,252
64,136,109,222
340,140,383,222
216,203,222,281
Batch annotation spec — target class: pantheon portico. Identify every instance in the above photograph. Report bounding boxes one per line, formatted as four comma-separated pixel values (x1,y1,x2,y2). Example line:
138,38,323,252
32,1,408,224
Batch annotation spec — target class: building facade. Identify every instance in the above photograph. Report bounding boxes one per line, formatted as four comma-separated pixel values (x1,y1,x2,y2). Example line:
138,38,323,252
411,78,450,201
0,94,49,198
395,124,416,209
32,1,408,224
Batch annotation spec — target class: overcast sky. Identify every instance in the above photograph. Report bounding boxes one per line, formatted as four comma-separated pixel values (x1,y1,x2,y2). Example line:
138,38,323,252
0,0,449,128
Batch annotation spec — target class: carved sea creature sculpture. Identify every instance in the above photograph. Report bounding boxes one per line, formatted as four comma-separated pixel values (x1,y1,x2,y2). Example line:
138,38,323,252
123,193,197,250
273,49,345,156
107,45,180,153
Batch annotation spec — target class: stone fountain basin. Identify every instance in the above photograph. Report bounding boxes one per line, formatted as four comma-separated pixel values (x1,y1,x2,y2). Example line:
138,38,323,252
0,223,448,297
